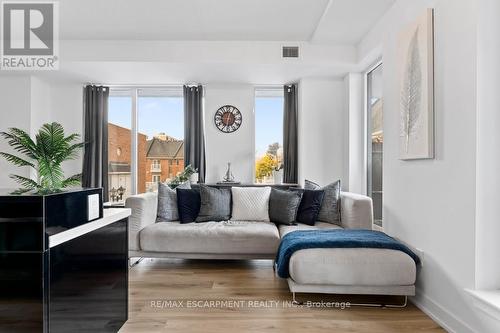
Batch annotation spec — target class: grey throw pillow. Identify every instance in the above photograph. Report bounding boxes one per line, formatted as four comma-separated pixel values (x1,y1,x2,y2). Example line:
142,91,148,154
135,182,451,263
304,179,341,225
269,188,303,225
196,185,231,222
157,182,191,222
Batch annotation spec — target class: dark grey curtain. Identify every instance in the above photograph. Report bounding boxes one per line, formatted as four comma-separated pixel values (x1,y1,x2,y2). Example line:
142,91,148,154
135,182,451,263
82,85,109,201
283,84,298,184
184,85,206,183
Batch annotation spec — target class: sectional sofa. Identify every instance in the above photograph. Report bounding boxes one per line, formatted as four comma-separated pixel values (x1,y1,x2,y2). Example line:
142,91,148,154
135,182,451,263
125,186,417,302
127,190,372,259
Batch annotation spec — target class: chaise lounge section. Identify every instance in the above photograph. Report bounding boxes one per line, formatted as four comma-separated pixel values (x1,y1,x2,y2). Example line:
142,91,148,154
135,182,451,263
287,247,417,300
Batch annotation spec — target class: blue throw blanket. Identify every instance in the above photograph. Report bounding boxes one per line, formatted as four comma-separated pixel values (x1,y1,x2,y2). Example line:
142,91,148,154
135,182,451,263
275,229,420,278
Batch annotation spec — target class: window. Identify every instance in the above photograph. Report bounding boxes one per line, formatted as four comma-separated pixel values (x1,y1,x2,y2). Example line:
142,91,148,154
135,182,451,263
366,63,383,227
108,92,132,203
151,159,161,173
107,87,184,202
254,88,284,183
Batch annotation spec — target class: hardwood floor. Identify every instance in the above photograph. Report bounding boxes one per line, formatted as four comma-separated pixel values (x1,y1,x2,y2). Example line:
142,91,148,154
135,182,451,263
120,259,443,333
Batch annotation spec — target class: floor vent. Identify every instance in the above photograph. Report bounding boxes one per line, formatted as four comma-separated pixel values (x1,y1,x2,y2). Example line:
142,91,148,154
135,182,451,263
282,46,299,58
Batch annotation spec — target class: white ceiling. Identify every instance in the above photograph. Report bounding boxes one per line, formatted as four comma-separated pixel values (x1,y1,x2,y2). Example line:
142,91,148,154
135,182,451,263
60,0,329,41
59,0,395,44
33,0,397,84
311,0,396,44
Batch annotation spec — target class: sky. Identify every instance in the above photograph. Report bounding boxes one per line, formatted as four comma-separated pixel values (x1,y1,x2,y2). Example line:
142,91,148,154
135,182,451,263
108,95,284,156
109,96,184,140
255,97,283,158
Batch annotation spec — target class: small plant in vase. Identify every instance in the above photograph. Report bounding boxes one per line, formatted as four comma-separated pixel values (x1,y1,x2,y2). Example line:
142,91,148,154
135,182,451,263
168,164,198,189
273,163,284,184
0,122,84,194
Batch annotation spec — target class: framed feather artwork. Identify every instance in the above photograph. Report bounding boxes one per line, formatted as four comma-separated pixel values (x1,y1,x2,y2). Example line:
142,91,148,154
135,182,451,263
398,8,434,160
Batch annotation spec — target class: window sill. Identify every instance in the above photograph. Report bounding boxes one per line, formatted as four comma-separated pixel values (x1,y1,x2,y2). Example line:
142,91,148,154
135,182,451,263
465,289,500,321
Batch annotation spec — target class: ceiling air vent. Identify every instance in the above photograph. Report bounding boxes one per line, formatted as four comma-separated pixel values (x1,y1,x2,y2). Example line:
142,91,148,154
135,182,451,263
282,46,299,58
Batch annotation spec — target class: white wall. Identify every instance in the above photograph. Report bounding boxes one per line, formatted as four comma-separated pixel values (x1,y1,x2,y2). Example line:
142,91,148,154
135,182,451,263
0,76,31,188
358,0,484,331
0,76,83,189
29,77,52,180
0,75,349,188
298,78,348,188
49,82,84,177
205,81,350,186
30,77,52,134
204,84,255,184
475,0,500,292
55,40,358,86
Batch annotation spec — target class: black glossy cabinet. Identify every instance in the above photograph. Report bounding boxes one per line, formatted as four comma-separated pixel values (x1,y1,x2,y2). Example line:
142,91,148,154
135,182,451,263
0,189,128,333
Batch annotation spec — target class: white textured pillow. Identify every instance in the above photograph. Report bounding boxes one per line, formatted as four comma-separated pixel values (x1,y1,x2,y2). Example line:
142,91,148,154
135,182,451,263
231,187,271,221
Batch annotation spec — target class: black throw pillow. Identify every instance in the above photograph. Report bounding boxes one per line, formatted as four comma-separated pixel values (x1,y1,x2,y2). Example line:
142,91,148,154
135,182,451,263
292,189,325,226
176,188,201,224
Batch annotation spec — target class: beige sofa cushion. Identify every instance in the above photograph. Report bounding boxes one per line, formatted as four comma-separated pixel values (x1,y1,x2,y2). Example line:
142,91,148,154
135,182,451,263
278,222,342,237
140,221,280,254
289,248,416,286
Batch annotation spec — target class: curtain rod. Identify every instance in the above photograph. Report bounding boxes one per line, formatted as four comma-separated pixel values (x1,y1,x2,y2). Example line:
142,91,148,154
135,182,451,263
84,83,295,89
86,84,186,88
254,84,283,89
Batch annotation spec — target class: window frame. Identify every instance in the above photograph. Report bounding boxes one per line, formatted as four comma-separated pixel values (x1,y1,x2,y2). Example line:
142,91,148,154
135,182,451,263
364,61,383,229
108,86,183,197
253,86,285,184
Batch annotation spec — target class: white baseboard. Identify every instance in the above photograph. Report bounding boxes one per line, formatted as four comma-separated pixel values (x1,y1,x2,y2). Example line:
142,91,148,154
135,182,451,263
410,290,476,333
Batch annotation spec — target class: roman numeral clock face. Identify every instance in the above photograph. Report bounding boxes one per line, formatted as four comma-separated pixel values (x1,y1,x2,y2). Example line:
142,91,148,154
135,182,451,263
214,105,242,133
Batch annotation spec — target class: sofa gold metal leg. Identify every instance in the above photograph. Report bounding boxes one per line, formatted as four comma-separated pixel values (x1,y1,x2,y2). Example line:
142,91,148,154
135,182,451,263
291,294,408,308
384,296,408,308
349,296,408,308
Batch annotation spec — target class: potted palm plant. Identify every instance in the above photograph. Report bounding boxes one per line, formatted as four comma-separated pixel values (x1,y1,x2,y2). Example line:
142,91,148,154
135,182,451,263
0,122,84,194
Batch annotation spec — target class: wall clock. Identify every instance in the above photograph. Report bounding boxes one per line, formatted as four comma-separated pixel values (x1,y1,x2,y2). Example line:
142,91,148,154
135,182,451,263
214,105,242,133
